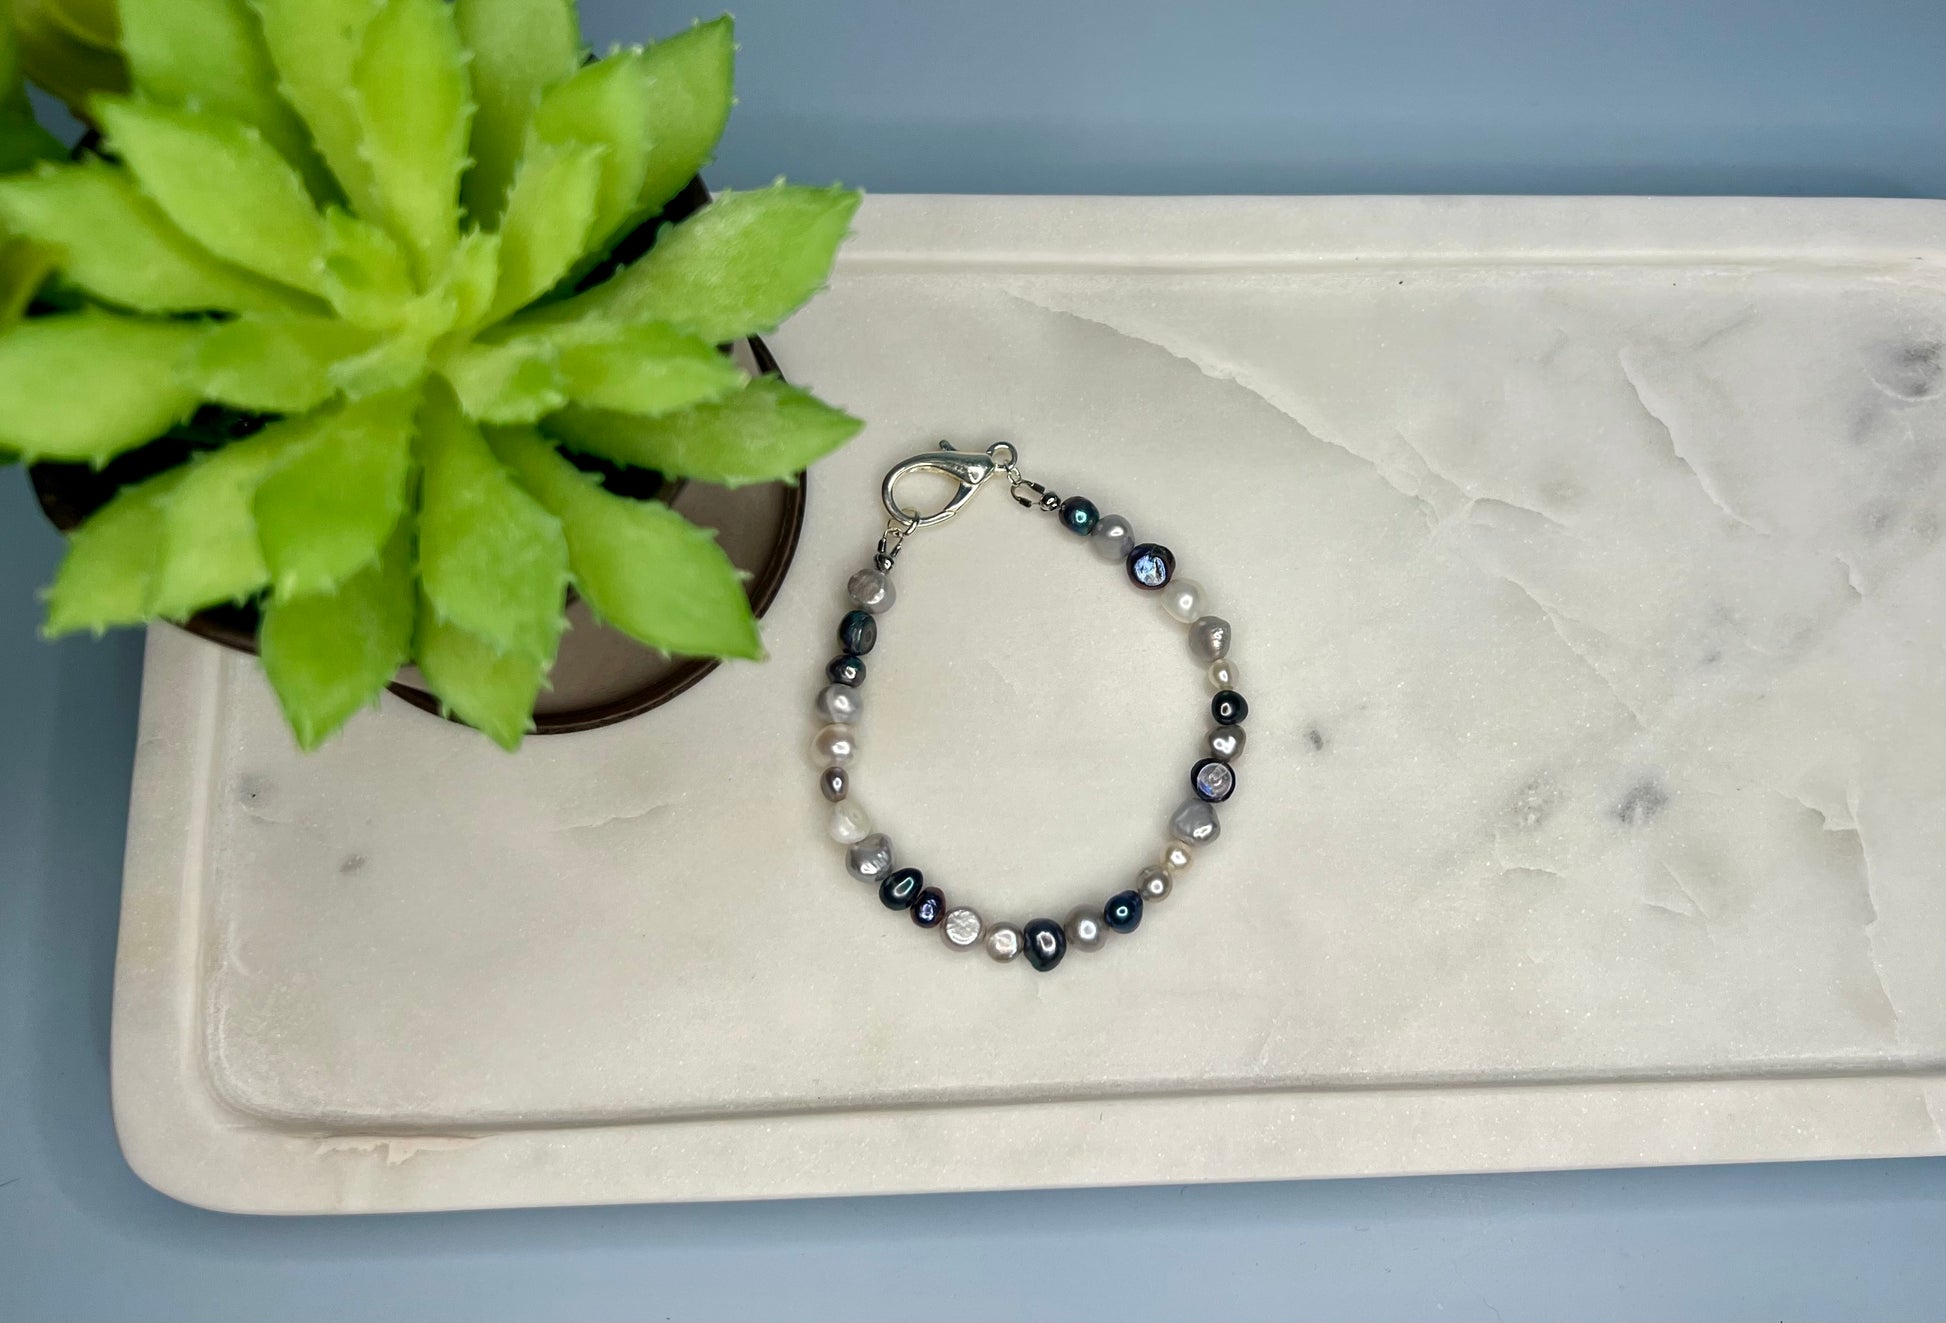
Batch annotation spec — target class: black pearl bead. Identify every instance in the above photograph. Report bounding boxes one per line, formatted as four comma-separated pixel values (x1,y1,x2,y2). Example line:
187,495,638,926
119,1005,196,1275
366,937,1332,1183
838,609,877,655
1103,889,1143,933
879,867,923,910
1211,689,1248,725
911,887,945,928
1190,757,1235,803
1058,495,1099,536
1023,918,1067,971
1127,543,1175,591
827,654,866,687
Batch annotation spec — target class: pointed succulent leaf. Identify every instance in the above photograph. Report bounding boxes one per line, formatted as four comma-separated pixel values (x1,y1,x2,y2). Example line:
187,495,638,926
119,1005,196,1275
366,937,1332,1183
412,604,547,751
440,337,565,424
95,97,328,295
0,160,321,316
41,468,183,636
252,0,380,216
350,0,472,277
455,0,580,228
37,0,118,48
328,336,433,400
632,17,735,216
118,0,335,201
254,390,417,598
486,139,604,324
416,383,568,661
187,314,378,412
258,514,416,750
147,427,306,618
529,52,651,252
545,375,861,488
0,311,202,462
493,426,761,659
554,321,745,418
0,236,58,329
318,208,416,327
435,229,504,340
559,184,860,343
10,0,127,114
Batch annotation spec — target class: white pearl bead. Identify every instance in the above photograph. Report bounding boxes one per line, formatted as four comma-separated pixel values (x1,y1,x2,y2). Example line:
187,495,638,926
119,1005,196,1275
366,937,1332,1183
828,800,872,844
941,907,984,950
1161,579,1206,624
1162,842,1193,873
812,723,856,765
1208,658,1238,691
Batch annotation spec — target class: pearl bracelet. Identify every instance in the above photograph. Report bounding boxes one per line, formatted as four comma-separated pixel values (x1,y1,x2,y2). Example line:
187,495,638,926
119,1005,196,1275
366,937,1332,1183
811,442,1247,973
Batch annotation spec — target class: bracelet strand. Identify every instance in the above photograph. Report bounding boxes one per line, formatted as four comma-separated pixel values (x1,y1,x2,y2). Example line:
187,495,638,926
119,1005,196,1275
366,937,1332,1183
811,442,1248,972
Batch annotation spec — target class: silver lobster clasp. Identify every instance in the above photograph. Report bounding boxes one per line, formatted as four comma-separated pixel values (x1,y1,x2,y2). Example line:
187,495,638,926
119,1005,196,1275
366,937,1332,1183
882,441,1015,529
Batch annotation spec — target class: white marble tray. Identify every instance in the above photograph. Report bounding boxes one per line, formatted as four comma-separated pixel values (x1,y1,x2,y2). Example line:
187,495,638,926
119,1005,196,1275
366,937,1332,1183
112,196,1946,1213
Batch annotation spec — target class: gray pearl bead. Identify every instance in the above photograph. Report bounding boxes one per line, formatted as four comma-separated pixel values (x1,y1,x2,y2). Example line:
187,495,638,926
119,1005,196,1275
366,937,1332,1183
1207,724,1245,762
985,923,1023,962
847,568,895,613
815,683,862,724
1135,864,1172,902
819,766,848,802
845,833,893,882
1169,798,1220,846
1066,907,1106,952
942,906,984,950
1188,615,1232,662
1092,515,1133,562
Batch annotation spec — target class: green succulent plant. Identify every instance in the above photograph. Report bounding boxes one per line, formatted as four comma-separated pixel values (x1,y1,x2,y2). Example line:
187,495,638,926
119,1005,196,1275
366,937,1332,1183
0,3,69,331
0,0,864,749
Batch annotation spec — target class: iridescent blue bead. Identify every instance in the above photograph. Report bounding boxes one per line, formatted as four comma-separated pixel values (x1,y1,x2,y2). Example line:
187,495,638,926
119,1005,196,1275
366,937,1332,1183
1191,757,1235,803
879,867,923,910
911,887,946,928
1103,889,1143,933
827,654,866,687
1127,543,1175,591
1058,495,1100,536
838,609,877,655
1023,918,1067,971
1212,689,1248,725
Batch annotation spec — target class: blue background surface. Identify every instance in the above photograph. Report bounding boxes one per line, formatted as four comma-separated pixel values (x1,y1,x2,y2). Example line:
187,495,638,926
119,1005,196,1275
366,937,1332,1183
6,1,1946,1318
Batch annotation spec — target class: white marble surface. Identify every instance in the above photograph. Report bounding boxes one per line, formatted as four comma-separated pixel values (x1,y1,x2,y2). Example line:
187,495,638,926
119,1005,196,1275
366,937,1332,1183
111,197,1946,1211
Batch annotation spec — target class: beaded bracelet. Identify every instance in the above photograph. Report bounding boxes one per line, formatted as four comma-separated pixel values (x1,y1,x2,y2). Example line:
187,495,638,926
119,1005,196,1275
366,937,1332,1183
811,441,1247,973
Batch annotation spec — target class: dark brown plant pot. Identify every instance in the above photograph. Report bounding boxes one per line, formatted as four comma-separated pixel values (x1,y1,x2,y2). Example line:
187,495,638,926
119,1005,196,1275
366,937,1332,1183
25,176,808,735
